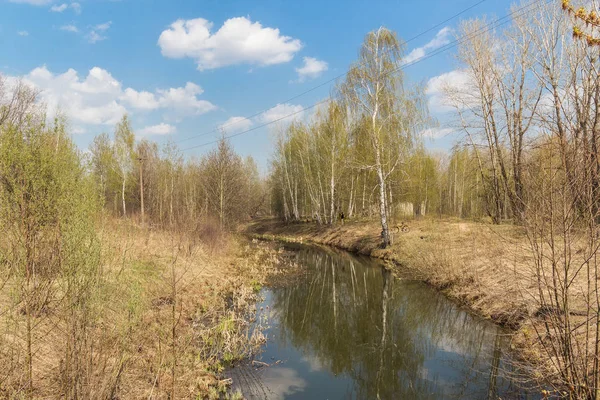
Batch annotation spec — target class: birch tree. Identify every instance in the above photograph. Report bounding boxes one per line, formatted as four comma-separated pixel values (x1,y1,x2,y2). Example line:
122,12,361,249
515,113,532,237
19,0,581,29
113,115,135,217
274,126,302,221
342,27,423,247
0,76,41,128
90,133,118,210
320,100,349,224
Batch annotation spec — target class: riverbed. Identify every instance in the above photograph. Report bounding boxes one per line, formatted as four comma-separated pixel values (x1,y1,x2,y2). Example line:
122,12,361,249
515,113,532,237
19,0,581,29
228,243,537,399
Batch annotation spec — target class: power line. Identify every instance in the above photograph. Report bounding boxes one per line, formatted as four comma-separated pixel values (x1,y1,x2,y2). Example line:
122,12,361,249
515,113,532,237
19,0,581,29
185,100,330,151
175,0,489,145
399,0,488,44
182,0,543,152
389,0,545,74
181,0,546,152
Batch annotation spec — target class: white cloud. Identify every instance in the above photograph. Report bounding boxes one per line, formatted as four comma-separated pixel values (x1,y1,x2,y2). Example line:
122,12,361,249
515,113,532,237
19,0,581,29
119,82,217,119
73,101,127,125
95,21,111,31
60,24,79,33
404,27,452,65
158,17,303,70
260,103,304,124
17,31,29,36
138,123,176,136
24,66,127,125
426,69,474,113
9,0,51,5
16,66,217,128
404,48,426,66
50,3,67,12
425,26,453,49
87,21,112,43
295,57,328,82
121,84,216,116
420,127,455,139
120,88,159,110
70,2,81,14
427,69,470,95
72,126,86,134
87,31,105,43
156,82,217,116
49,2,79,13
71,67,121,94
219,116,252,133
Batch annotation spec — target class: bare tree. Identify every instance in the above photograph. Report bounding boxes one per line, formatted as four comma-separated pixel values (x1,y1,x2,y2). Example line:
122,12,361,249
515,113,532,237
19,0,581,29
201,136,247,229
0,76,41,128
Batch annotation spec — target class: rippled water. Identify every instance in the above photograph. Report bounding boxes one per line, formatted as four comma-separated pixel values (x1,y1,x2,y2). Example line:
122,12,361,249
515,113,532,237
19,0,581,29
230,243,538,399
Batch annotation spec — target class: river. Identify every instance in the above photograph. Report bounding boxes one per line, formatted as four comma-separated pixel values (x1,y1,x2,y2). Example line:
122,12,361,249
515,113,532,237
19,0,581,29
228,243,538,399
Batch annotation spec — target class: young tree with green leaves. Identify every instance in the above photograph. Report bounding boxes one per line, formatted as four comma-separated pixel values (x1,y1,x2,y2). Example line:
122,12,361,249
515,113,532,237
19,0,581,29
0,118,101,396
89,132,118,210
113,115,136,218
342,27,425,247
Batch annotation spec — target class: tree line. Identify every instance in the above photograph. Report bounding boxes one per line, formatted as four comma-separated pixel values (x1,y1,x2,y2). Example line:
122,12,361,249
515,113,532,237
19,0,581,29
89,116,267,230
0,72,267,396
270,1,599,233
270,1,600,396
271,27,430,247
268,23,533,245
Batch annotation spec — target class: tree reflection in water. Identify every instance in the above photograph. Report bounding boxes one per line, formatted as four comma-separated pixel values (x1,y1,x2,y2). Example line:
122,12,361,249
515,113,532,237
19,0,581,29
255,245,533,399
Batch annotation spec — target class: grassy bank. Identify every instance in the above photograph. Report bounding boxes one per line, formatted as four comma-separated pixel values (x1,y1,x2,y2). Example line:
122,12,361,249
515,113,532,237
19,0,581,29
0,218,297,399
246,217,600,392
98,220,297,399
245,217,535,328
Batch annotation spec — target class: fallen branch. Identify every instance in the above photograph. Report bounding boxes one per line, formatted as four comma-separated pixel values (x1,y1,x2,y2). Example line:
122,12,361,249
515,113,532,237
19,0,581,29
251,360,270,368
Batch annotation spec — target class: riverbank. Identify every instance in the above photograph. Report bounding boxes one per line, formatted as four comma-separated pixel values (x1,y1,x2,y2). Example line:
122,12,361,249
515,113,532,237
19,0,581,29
102,219,312,399
99,219,297,399
245,218,574,392
0,217,298,399
245,217,535,329
246,218,600,394
228,243,522,399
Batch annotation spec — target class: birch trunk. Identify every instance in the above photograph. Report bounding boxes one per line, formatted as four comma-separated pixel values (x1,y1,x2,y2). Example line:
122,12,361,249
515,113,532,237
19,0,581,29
330,138,336,224
121,174,126,217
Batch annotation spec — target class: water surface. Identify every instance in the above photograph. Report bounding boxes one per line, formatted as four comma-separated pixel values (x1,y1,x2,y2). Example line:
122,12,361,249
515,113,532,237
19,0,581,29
231,244,535,399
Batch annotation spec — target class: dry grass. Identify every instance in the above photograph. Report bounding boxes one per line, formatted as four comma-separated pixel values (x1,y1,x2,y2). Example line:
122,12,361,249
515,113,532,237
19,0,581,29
98,218,300,399
0,217,296,399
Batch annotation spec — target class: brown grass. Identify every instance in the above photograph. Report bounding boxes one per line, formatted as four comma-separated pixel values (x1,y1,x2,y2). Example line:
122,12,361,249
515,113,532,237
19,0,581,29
0,217,296,399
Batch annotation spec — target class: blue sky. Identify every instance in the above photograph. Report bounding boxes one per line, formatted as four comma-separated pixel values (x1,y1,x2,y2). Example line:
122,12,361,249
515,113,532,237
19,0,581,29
1,0,514,172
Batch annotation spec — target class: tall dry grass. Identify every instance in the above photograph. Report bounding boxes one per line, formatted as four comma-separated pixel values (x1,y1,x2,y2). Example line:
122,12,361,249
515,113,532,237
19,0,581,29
0,216,291,399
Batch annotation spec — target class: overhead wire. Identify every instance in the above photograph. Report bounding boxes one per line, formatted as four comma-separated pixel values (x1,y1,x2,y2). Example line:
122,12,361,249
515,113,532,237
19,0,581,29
181,0,547,152
175,0,490,145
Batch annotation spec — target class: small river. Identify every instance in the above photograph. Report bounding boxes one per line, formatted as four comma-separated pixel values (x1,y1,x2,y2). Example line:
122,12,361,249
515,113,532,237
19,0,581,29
229,243,538,399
